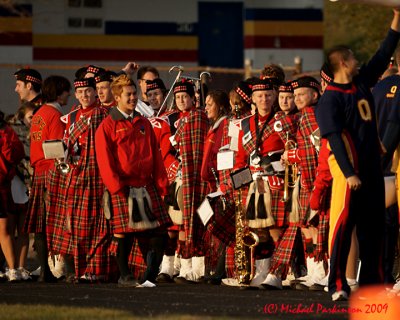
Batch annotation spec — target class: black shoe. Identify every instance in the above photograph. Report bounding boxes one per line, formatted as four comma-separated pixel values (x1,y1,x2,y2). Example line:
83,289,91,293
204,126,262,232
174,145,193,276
295,283,310,291
204,275,223,285
38,270,58,283
118,275,139,287
156,273,174,283
64,273,78,284
174,276,189,284
309,283,325,291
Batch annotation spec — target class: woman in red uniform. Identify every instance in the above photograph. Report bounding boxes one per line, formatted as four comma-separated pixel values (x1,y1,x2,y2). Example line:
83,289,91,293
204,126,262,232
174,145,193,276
200,90,230,283
0,110,25,281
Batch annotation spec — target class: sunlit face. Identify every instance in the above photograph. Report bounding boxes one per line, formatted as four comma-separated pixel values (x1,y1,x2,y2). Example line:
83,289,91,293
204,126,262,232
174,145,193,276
96,81,113,105
278,92,295,114
75,87,97,109
294,87,318,111
252,90,276,116
175,92,194,112
15,80,31,101
57,90,70,107
139,71,157,100
146,88,164,110
205,95,219,121
115,85,138,115
23,109,33,128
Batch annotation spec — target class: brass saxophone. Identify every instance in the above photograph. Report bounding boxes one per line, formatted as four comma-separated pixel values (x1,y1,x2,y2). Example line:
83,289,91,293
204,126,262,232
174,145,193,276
235,189,259,285
282,133,298,202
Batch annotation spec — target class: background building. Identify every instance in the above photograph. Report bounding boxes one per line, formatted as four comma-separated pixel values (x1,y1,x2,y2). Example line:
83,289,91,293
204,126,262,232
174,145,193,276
0,0,323,114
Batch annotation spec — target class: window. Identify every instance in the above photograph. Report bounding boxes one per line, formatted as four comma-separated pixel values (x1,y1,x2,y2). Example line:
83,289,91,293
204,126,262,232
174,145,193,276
68,17,82,28
83,0,102,7
68,0,81,7
84,18,102,28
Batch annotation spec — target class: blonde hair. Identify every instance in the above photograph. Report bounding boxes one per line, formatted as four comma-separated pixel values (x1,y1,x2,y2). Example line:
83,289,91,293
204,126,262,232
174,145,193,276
111,74,136,97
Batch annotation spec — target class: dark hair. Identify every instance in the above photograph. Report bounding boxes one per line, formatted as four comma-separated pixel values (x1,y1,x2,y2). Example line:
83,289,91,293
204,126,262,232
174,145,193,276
16,101,36,121
260,64,285,88
41,75,71,103
137,66,159,81
326,45,352,74
207,90,230,117
14,68,42,93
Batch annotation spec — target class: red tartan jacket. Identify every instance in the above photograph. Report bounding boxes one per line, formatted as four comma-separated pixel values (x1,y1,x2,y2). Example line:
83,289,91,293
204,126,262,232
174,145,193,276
30,104,65,173
0,123,25,184
149,114,179,183
95,108,169,196
287,106,319,191
174,107,208,246
235,113,285,170
201,116,228,191
63,102,98,151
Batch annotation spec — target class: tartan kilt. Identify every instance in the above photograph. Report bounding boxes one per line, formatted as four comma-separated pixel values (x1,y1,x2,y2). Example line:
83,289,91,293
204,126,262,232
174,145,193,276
207,195,235,246
0,184,15,216
226,244,235,278
298,187,312,225
270,186,286,227
46,169,68,253
269,224,301,278
315,189,331,262
24,171,47,234
53,167,114,278
109,183,172,234
244,179,286,228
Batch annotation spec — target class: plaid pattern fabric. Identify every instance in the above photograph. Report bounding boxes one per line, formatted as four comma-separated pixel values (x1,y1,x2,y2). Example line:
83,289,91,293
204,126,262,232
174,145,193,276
297,106,319,191
24,171,47,233
46,168,68,253
274,112,300,144
109,183,171,233
269,224,301,278
225,244,235,278
207,195,235,246
239,115,286,227
298,187,312,224
241,115,276,156
315,200,330,262
54,106,113,277
174,109,208,258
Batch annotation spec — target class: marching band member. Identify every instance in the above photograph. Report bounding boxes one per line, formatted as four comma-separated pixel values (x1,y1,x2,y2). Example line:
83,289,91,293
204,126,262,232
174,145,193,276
14,68,43,108
170,79,208,284
0,110,25,281
51,77,113,283
95,70,118,109
25,75,71,282
261,82,301,290
200,90,230,284
234,78,289,287
95,75,172,286
282,76,326,291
